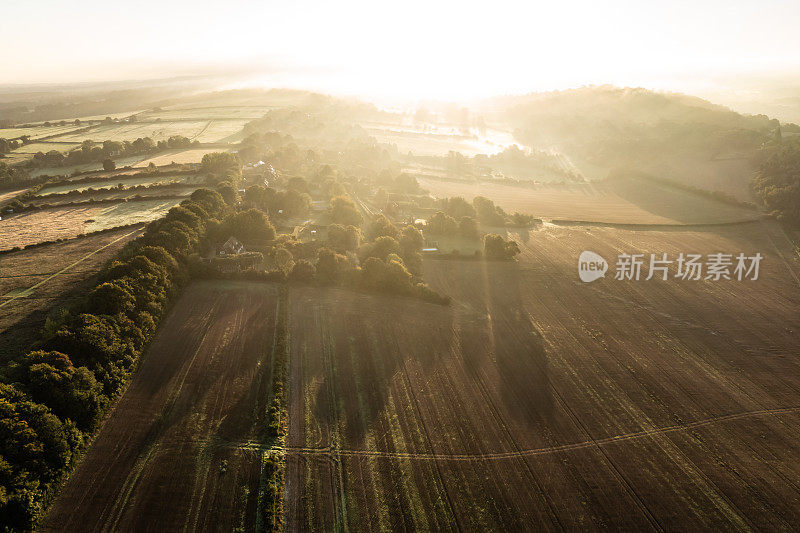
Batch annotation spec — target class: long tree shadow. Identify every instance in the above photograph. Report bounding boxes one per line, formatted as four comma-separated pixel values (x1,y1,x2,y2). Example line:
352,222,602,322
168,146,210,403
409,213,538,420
307,290,454,447
303,259,556,452
607,176,755,225
455,259,555,428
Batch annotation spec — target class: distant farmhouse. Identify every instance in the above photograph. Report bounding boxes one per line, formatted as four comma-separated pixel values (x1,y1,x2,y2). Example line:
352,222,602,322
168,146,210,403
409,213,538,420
209,236,261,273
218,236,244,256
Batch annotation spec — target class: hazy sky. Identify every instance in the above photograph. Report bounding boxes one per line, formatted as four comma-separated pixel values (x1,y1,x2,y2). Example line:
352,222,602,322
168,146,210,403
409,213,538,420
3,0,800,100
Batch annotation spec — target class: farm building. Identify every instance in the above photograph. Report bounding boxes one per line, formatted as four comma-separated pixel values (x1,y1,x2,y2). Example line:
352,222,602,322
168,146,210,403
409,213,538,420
217,236,244,256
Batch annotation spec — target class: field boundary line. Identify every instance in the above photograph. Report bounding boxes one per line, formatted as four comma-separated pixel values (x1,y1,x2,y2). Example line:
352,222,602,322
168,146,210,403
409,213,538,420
275,405,800,462
548,218,763,230
0,226,143,307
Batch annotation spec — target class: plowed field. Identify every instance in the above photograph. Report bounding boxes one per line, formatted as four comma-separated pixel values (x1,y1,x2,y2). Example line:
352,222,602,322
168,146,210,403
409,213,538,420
42,281,281,531
285,219,800,530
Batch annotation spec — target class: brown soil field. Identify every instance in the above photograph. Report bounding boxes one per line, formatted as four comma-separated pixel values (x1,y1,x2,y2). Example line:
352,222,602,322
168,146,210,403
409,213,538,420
286,219,800,530
0,226,144,361
417,176,759,225
42,281,281,531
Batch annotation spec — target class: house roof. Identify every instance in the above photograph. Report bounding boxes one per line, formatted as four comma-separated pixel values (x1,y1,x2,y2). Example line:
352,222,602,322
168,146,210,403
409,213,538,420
223,236,241,248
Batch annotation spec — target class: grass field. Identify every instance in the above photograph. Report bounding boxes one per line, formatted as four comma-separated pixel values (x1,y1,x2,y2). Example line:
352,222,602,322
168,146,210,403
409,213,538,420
0,199,179,250
0,206,105,250
55,121,211,143
26,154,155,178
85,198,182,232
29,186,197,207
137,106,273,121
30,111,146,125
2,142,82,165
37,174,195,196
417,176,759,225
193,120,249,143
0,226,144,361
285,219,800,530
132,148,232,167
11,142,82,153
0,125,87,140
42,281,281,531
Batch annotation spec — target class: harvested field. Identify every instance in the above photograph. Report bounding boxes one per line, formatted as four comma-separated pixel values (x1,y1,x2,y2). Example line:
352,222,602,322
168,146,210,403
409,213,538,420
638,155,757,202
0,226,144,360
42,281,281,531
286,219,800,530
0,205,104,250
417,176,759,225
84,198,183,232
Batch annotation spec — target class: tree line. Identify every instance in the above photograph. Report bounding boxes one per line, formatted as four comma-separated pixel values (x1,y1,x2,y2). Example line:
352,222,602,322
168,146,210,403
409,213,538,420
0,187,231,529
29,136,196,169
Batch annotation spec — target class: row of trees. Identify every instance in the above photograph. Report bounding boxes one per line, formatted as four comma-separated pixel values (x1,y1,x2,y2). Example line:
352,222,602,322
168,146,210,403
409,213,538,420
30,136,195,169
426,211,479,239
437,195,536,228
0,188,231,528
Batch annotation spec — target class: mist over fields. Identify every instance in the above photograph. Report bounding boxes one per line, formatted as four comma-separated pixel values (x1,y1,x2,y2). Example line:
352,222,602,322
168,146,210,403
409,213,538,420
2,1,800,530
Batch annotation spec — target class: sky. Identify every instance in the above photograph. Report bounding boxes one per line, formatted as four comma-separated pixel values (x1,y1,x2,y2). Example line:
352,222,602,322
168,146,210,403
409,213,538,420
3,0,800,102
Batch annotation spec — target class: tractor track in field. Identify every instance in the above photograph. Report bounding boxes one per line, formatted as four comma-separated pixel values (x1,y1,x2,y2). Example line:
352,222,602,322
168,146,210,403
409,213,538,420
256,404,800,462
174,404,800,460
